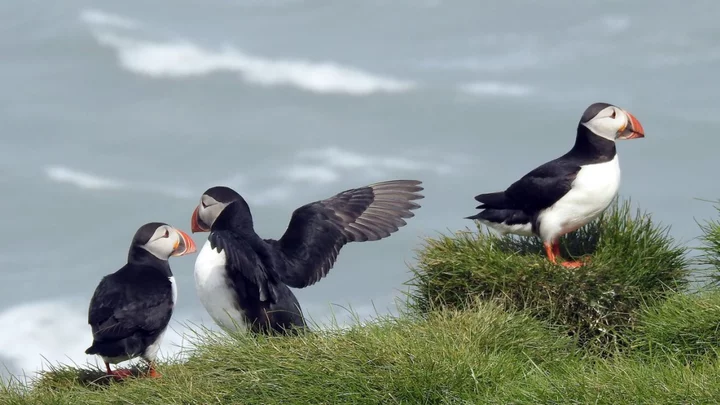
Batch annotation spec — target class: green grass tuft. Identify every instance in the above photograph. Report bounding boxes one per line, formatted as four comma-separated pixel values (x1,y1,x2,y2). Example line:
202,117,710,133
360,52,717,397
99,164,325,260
407,199,689,349
2,304,575,405
631,288,720,361
5,199,720,404
698,203,720,283
5,300,720,404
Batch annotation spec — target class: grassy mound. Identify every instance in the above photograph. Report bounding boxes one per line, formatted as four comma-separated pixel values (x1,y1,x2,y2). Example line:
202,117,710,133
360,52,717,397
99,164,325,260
5,301,720,404
5,199,720,404
3,304,574,405
408,199,689,349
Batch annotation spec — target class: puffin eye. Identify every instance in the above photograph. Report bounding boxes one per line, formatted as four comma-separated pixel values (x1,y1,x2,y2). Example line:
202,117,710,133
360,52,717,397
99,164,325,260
201,200,207,209
163,230,170,238
610,110,616,119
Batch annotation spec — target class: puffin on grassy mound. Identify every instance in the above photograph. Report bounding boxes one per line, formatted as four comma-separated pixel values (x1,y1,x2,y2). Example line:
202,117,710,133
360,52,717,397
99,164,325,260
189,180,424,334
466,102,645,268
85,222,196,379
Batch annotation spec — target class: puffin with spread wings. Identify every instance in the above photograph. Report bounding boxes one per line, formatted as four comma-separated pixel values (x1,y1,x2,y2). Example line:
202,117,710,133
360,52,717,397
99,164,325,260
190,180,423,334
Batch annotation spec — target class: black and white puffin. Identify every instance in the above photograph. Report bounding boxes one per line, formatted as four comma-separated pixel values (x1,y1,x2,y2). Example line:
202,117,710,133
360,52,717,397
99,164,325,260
189,180,423,334
466,102,645,268
85,222,196,379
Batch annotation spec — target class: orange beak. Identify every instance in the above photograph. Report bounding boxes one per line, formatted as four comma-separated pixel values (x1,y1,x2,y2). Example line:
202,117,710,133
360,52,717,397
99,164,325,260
171,229,197,257
617,110,645,140
190,206,209,233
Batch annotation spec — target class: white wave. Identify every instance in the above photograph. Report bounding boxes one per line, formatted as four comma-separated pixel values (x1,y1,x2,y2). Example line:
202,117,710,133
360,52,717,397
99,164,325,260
459,81,533,97
44,165,194,199
296,146,454,175
79,9,140,30
416,49,541,72
0,301,193,379
45,166,125,190
85,28,415,95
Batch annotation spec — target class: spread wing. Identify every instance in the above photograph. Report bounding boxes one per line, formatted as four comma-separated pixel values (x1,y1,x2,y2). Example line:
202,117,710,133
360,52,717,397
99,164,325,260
270,180,423,289
503,159,581,211
87,269,173,344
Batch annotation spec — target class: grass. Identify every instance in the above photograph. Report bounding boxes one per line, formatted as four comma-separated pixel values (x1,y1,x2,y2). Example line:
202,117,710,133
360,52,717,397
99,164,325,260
3,197,720,404
698,202,720,284
631,288,720,360
4,303,720,405
408,199,689,350
3,305,576,405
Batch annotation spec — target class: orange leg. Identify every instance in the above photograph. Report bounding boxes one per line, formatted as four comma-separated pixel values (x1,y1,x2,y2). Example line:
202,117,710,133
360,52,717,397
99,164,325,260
543,241,559,264
544,240,588,269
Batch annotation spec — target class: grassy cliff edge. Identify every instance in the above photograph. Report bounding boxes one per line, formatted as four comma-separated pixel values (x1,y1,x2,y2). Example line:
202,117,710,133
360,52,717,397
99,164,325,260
3,200,720,404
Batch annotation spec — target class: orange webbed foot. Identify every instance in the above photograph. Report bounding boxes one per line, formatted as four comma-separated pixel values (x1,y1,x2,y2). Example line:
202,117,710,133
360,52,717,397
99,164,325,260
560,256,591,269
147,367,162,378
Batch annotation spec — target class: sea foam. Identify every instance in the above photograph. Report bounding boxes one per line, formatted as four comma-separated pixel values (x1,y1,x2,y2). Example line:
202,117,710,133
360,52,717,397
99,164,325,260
80,9,416,96
44,165,194,199
0,301,192,380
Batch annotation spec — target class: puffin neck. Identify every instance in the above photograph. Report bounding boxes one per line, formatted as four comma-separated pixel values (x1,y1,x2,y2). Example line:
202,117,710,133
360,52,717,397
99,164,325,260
213,199,255,234
570,124,617,160
127,246,172,276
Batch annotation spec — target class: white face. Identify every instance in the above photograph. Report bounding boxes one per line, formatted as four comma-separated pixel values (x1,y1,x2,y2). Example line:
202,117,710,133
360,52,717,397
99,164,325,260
581,106,629,141
141,225,188,260
196,194,229,231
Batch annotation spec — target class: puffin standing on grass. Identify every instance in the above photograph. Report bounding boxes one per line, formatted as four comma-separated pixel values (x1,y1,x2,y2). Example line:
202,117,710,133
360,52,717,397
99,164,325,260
85,222,196,379
466,102,645,268
189,180,424,334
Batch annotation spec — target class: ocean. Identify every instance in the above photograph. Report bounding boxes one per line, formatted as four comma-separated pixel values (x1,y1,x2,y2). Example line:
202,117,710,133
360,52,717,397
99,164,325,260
1,0,719,379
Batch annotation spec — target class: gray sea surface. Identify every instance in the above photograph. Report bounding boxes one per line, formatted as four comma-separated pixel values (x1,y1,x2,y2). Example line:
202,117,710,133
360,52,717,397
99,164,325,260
0,0,718,378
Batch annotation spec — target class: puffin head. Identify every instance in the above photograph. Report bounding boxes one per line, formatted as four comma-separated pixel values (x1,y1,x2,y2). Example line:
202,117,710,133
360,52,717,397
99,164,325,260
190,186,243,233
132,222,197,260
580,102,645,142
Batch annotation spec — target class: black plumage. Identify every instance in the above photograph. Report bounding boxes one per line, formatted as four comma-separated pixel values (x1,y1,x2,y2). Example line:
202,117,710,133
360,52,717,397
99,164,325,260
466,103,617,231
195,180,423,334
465,101,645,268
85,222,184,378
85,254,173,359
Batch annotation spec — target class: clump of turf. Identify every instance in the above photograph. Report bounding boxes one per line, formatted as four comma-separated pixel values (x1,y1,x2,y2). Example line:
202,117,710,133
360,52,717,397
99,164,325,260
631,288,720,361
3,304,575,405
698,202,720,283
407,199,689,350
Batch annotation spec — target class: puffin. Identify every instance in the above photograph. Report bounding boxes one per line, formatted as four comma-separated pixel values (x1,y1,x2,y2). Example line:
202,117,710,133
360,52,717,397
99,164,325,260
466,102,645,268
85,222,196,379
189,180,423,334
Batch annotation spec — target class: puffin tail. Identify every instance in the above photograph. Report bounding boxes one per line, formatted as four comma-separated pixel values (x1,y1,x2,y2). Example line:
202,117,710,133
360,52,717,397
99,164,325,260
85,343,98,355
466,191,533,236
466,208,534,236
465,191,511,220
473,191,510,209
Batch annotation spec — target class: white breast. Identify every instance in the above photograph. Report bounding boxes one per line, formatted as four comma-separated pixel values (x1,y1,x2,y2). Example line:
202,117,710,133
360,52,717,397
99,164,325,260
538,155,621,242
194,239,248,333
142,330,166,363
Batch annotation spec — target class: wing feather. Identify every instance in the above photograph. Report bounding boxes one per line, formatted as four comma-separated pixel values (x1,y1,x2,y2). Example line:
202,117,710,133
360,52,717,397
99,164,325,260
272,180,423,288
